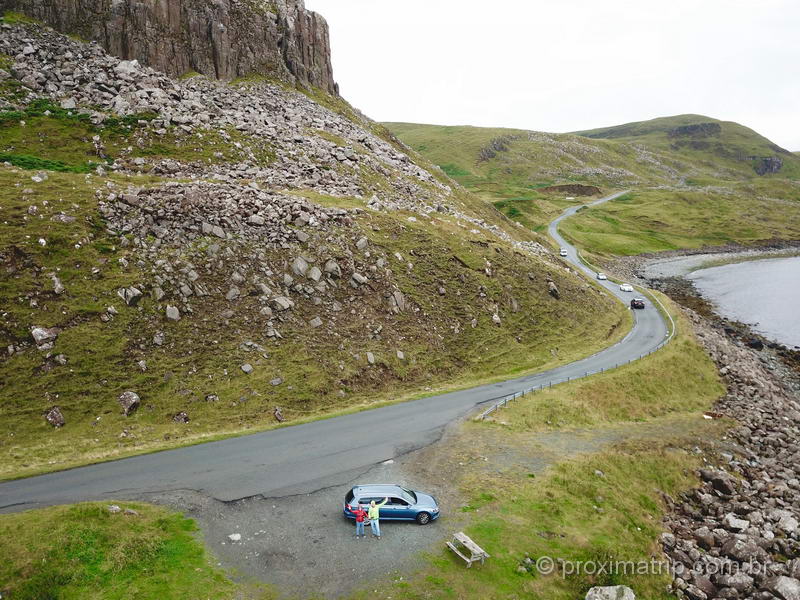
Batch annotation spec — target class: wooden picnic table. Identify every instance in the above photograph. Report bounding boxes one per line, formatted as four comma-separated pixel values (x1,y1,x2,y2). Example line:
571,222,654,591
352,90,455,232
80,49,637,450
446,531,490,568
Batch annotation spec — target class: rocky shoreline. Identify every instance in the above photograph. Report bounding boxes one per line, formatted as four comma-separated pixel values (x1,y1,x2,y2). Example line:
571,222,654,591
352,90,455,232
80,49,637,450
644,259,800,599
606,243,800,599
661,304,800,600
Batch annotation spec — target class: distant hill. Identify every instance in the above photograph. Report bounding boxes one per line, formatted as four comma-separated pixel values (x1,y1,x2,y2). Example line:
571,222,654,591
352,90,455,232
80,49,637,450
574,114,796,177
386,117,800,254
387,116,800,191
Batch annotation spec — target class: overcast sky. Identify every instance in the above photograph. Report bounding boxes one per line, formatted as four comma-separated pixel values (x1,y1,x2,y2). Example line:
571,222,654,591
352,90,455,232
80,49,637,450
304,0,800,150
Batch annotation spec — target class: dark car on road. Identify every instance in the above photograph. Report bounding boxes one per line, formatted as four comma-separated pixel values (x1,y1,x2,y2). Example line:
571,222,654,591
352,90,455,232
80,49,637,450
630,298,646,309
344,484,440,524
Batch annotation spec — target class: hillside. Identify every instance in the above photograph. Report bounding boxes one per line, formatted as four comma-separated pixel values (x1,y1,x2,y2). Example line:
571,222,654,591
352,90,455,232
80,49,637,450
386,118,800,253
575,114,799,179
0,18,629,478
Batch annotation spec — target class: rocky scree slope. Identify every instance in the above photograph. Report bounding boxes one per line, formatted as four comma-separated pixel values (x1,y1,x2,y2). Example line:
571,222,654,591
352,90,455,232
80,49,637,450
661,310,800,600
0,0,338,94
0,22,628,477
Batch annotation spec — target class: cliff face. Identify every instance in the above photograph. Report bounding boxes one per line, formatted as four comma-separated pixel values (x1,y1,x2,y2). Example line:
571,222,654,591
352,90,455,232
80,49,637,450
0,0,338,94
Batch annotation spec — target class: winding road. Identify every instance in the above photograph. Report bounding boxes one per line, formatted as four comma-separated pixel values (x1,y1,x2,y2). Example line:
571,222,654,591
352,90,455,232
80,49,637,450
0,191,670,513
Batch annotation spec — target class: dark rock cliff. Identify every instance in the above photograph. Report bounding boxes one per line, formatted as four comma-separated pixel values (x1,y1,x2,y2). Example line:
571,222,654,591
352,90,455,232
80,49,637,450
0,0,338,94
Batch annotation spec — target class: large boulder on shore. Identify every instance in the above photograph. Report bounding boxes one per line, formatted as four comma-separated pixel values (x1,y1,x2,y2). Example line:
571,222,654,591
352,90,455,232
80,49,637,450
585,586,636,600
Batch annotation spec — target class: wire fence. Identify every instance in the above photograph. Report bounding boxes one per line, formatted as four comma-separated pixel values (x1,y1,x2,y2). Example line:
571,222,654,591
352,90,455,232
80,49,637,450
477,242,677,421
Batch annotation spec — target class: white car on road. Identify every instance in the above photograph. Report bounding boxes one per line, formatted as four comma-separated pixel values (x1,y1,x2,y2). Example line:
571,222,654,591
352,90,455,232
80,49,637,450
597,272,607,280
619,283,634,292
559,247,568,256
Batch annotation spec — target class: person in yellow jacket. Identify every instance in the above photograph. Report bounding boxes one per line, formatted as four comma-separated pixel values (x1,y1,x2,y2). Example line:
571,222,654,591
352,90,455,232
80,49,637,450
368,497,389,538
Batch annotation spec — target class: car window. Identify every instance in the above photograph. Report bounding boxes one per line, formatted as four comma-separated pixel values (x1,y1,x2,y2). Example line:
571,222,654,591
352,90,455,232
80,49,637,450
345,489,355,503
387,497,408,506
400,488,417,504
356,497,379,506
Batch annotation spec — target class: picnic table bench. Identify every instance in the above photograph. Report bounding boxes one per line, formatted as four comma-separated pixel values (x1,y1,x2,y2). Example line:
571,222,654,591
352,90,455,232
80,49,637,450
446,531,490,567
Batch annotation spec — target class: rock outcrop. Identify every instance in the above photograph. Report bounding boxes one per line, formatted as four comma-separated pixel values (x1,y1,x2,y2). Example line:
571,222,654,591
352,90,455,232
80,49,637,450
749,156,783,176
0,0,338,94
668,122,722,138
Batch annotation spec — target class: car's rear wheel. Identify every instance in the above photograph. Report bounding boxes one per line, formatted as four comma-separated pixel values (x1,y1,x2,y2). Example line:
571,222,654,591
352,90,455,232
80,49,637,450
416,512,431,525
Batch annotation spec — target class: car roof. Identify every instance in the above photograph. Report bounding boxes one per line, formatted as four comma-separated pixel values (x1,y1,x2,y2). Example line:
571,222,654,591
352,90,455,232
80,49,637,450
352,484,405,495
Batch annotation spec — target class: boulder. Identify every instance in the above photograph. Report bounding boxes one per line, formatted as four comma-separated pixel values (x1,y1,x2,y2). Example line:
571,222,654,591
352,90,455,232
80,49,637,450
720,536,767,562
585,586,636,600
307,266,322,282
118,391,140,416
699,469,737,496
392,290,406,311
241,364,253,374
778,514,799,534
165,305,181,321
548,281,560,299
173,411,189,423
117,286,143,306
31,326,58,346
722,513,750,532
324,259,342,278
716,573,754,593
291,256,309,276
309,316,323,328
44,406,65,428
682,585,708,600
51,274,65,295
765,576,800,600
271,296,294,311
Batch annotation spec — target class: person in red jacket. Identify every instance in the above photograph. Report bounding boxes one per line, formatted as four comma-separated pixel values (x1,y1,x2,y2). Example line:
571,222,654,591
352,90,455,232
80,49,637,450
352,504,368,538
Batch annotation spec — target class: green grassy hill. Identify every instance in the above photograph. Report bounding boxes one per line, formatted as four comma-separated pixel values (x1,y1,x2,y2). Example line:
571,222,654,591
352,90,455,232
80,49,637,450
0,18,630,479
575,114,800,180
386,117,800,255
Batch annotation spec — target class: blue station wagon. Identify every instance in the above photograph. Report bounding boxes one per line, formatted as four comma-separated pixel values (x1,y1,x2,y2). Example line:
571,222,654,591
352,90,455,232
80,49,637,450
343,484,440,525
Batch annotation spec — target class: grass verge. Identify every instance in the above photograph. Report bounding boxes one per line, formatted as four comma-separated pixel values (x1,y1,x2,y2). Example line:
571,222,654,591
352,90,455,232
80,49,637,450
488,298,722,430
0,501,272,599
358,434,723,600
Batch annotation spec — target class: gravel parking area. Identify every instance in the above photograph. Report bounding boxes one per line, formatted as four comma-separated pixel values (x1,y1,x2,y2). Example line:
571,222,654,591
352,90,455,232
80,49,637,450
137,417,702,598
143,454,464,598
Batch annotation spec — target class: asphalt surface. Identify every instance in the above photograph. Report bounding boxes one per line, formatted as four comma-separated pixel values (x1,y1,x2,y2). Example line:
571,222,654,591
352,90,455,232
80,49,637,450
0,191,670,513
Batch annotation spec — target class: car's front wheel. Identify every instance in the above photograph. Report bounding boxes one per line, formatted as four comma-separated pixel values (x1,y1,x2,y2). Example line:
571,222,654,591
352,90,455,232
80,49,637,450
416,512,431,525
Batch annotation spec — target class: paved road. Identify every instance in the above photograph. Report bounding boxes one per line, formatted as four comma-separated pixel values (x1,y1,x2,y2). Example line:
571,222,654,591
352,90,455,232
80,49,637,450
0,192,669,513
